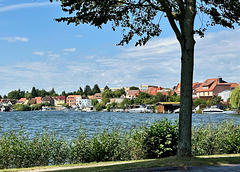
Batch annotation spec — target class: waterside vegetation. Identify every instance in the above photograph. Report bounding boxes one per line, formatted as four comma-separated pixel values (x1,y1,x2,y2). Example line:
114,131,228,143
1,119,240,170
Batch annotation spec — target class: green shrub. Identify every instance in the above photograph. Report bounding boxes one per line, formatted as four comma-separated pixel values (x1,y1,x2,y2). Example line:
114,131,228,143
4,120,240,170
192,120,240,155
143,118,178,158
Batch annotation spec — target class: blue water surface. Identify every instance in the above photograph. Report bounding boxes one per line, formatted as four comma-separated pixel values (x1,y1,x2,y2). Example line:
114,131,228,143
0,111,239,139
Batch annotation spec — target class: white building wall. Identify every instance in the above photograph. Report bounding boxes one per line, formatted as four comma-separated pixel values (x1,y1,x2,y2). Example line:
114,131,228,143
217,89,232,102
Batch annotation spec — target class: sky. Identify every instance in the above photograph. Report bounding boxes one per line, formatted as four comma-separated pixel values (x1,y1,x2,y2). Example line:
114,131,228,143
0,0,240,96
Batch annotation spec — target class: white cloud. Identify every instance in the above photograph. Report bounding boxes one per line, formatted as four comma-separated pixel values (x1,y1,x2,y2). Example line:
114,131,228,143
33,51,45,56
75,35,83,38
62,48,76,52
0,2,59,13
1,29,240,96
0,36,29,42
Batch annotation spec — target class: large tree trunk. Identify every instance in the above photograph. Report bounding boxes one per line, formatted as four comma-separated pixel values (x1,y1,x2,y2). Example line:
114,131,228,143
177,0,196,157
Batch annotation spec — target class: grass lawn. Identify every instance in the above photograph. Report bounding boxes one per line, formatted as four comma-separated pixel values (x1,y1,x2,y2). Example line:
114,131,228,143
1,154,240,172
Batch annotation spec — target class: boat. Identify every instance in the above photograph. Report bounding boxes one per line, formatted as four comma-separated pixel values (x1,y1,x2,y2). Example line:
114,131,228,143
202,106,223,113
128,105,152,113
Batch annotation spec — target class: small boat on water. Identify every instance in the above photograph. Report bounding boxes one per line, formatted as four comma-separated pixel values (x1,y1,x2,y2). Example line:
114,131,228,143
202,106,223,113
128,105,152,113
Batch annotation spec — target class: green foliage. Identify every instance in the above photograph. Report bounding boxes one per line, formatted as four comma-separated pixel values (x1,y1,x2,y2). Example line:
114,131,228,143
94,103,104,112
0,128,69,169
7,89,25,99
84,85,93,97
3,120,240,169
30,104,42,111
91,99,99,107
194,98,207,107
13,104,31,111
92,84,101,95
129,86,139,90
113,90,123,98
230,86,240,109
101,89,113,105
192,120,240,156
211,95,223,105
143,119,178,158
31,87,38,98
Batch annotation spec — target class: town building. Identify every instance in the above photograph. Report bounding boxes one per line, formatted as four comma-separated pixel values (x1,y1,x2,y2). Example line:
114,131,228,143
53,96,65,106
195,78,238,100
42,96,54,106
66,95,81,106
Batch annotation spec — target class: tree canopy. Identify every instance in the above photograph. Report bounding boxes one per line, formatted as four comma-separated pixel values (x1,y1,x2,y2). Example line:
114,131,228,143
230,86,240,110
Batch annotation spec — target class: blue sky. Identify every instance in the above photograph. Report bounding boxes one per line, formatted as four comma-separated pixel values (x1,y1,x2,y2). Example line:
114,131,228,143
0,0,240,96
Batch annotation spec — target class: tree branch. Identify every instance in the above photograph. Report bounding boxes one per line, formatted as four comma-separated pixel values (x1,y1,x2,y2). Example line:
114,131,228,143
158,0,182,41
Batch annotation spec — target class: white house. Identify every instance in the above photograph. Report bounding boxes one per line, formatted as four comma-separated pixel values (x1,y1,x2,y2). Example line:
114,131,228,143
76,97,91,108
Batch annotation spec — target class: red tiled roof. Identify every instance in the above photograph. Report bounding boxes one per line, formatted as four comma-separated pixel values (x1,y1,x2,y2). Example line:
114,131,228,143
19,98,27,102
127,90,139,97
196,78,230,92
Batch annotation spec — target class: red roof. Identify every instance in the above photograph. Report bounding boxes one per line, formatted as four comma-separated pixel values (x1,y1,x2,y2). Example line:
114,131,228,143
127,90,139,97
196,78,230,92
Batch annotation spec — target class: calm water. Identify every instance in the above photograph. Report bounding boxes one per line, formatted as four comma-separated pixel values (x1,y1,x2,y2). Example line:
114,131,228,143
0,111,240,139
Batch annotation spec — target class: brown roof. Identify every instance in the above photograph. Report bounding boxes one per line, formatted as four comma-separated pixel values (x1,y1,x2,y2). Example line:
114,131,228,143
42,96,53,101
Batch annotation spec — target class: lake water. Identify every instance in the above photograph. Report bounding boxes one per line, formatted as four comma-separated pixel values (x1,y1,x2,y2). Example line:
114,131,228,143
0,111,240,139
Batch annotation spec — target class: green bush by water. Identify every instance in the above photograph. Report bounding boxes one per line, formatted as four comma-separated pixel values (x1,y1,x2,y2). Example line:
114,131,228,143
2,119,240,169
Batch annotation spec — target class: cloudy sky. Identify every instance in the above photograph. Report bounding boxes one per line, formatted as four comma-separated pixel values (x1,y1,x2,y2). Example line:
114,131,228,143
0,0,240,96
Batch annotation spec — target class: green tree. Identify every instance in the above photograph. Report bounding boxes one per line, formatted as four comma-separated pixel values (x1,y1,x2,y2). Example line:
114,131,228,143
129,86,139,90
113,90,122,98
101,89,113,105
230,86,240,110
193,98,207,107
84,85,93,97
92,84,101,95
7,90,22,99
77,87,84,95
31,87,38,98
91,99,99,107
49,88,58,97
39,89,49,97
51,0,240,156
154,92,165,102
104,85,110,91
211,95,223,105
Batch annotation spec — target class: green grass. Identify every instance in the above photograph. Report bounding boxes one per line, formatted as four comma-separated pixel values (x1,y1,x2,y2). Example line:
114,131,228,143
2,154,240,172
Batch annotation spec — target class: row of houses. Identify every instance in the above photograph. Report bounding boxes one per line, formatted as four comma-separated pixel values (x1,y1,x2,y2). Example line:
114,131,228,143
1,77,239,109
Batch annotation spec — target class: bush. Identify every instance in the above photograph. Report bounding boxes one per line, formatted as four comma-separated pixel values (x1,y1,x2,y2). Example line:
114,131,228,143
192,120,240,155
0,128,69,169
4,119,240,170
143,118,178,158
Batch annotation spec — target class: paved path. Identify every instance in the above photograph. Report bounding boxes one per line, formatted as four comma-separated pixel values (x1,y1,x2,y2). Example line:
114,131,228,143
123,164,240,172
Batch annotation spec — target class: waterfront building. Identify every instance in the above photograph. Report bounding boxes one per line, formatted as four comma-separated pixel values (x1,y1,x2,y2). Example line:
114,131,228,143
42,96,54,106
66,95,81,107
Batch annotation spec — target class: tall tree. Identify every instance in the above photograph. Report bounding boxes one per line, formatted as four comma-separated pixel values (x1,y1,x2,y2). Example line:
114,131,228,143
51,0,240,156
230,86,240,111
104,85,110,91
92,84,101,94
31,87,38,98
8,90,21,99
84,85,93,97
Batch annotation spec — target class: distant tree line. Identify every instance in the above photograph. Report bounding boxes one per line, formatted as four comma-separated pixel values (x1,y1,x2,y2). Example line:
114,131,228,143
1,84,117,99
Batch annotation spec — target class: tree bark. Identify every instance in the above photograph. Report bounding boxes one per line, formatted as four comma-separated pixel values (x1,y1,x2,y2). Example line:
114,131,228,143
177,0,196,157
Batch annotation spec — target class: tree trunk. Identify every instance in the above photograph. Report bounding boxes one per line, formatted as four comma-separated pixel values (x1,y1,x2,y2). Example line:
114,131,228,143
177,39,195,156
177,0,196,157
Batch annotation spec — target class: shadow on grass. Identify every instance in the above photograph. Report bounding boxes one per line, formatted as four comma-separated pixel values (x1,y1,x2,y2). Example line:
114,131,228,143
51,155,240,172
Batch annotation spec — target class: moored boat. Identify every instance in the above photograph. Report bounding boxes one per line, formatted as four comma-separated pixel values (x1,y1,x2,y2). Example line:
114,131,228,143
202,106,223,113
